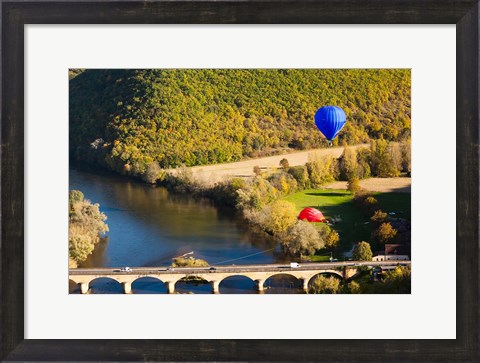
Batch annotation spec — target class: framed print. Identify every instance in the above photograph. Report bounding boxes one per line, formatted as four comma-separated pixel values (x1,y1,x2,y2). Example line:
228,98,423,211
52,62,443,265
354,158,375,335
2,1,479,361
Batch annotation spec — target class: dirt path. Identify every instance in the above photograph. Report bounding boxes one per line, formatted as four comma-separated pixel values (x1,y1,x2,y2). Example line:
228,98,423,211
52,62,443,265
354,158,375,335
175,144,369,183
324,178,411,193
170,143,411,193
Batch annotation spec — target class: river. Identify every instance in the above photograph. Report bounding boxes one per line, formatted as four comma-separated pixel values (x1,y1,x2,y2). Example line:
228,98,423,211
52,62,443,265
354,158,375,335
69,165,303,294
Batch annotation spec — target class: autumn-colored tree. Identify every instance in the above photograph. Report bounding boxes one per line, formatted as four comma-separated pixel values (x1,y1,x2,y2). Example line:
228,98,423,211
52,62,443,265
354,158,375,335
371,209,388,224
253,165,262,176
339,146,359,180
347,177,361,195
372,222,398,244
261,200,298,235
325,230,340,249
69,190,109,264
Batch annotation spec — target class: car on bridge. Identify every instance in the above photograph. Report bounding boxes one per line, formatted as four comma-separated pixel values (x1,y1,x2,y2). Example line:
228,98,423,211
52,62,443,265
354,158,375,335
120,267,132,273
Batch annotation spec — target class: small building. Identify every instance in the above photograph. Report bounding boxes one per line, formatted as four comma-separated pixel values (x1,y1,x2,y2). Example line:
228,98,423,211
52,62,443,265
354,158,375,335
372,254,409,262
372,244,410,261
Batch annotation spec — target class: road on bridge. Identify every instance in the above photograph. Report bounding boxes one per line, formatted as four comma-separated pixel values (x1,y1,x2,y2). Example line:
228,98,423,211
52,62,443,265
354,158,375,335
70,261,411,276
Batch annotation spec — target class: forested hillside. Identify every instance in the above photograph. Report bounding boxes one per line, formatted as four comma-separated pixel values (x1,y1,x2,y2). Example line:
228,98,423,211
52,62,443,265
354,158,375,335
69,69,410,176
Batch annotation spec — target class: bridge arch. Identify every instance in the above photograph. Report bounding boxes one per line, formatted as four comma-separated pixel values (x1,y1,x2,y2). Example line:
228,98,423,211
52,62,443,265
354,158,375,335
306,270,344,284
88,277,124,294
175,275,211,294
218,275,256,294
131,276,167,294
263,273,302,293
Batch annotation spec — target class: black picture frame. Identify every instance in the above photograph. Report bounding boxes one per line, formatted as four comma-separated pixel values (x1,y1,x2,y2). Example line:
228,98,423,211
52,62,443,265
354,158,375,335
1,1,478,361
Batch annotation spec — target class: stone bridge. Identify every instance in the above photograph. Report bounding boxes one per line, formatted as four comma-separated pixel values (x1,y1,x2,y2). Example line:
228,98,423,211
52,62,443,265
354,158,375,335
69,261,410,294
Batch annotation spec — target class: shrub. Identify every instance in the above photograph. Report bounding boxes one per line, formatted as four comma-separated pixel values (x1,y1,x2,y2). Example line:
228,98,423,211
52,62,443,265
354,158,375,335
172,257,209,267
347,177,361,195
279,158,290,169
144,161,164,184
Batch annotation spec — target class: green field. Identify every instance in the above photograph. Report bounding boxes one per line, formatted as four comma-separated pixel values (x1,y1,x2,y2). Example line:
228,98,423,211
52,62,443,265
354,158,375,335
282,189,411,253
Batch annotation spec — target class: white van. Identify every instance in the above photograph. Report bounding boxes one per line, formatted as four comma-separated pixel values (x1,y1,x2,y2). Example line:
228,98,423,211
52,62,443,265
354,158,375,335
290,262,300,268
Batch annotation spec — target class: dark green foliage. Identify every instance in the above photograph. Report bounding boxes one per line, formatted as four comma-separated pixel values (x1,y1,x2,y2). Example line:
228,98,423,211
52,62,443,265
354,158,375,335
287,165,310,189
352,241,373,261
70,69,411,175
354,192,379,216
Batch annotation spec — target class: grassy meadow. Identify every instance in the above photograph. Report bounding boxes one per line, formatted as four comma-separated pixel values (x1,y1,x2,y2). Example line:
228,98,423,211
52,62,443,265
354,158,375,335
282,189,411,252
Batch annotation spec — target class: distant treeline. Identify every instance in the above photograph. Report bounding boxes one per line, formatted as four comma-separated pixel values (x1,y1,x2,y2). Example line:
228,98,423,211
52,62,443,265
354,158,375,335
70,69,410,178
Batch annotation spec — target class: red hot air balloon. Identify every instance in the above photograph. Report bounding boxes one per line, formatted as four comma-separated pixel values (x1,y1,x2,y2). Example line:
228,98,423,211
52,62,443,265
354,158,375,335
298,207,327,223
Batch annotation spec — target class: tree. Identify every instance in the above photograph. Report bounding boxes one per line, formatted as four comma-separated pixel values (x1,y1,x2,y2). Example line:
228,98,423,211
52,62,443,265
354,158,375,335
69,190,109,265
288,165,310,189
253,165,262,176
372,222,398,244
309,275,340,294
347,281,361,294
339,147,358,180
383,266,411,293
352,241,373,261
279,158,290,169
370,139,401,177
261,200,298,235
371,209,388,224
401,139,411,174
325,229,340,249
282,220,324,256
347,177,361,195
306,155,338,187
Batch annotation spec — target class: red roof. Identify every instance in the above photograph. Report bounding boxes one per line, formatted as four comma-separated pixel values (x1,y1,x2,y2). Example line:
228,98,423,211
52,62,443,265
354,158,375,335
298,207,327,222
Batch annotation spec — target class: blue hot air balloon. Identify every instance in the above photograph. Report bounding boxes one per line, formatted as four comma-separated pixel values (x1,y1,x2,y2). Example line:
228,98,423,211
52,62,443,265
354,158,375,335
314,106,347,141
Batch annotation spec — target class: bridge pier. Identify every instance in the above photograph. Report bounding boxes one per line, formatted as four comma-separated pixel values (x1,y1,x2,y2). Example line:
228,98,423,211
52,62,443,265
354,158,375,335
123,282,132,294
211,280,220,294
166,281,175,294
256,279,265,292
302,278,309,293
80,282,89,294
